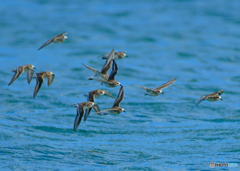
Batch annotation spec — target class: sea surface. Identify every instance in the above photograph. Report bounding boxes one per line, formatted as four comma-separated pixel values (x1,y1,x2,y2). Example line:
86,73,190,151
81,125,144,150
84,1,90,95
1,0,240,170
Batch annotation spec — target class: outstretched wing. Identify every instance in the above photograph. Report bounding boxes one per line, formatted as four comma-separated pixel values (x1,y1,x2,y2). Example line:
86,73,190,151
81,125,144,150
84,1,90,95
101,49,115,75
38,38,55,50
27,68,35,84
33,74,44,98
82,63,101,75
84,94,95,121
190,96,208,112
93,103,101,116
55,32,68,39
73,104,84,132
8,67,24,86
103,90,115,98
216,90,224,95
134,84,153,92
48,73,55,86
112,85,124,108
154,78,177,91
108,59,118,81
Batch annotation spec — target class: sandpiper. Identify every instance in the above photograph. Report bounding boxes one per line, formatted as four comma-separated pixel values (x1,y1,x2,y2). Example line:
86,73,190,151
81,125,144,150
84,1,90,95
38,32,68,50
73,102,101,132
134,78,177,96
33,71,55,98
101,51,127,60
8,64,35,86
84,90,115,121
97,85,125,115
82,49,115,82
190,90,224,111
101,59,121,88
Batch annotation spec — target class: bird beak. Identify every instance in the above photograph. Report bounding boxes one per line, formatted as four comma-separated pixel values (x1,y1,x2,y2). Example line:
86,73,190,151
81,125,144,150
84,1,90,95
125,55,129,58
34,67,36,70
162,92,164,94
221,98,223,101
123,110,126,113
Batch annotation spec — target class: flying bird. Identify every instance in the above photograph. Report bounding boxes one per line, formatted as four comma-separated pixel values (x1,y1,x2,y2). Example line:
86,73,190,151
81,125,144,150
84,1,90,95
190,90,224,111
8,64,35,86
84,90,115,121
38,32,68,50
97,85,125,115
73,102,101,132
134,78,177,96
82,49,115,82
101,59,121,88
33,71,55,98
100,51,127,60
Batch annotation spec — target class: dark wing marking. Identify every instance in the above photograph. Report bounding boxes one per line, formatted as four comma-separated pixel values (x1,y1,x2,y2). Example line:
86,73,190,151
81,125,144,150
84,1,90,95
154,78,177,90
33,74,44,98
108,59,118,81
112,85,124,108
217,90,224,95
101,49,115,75
73,104,84,132
84,94,95,121
84,108,92,121
8,67,24,86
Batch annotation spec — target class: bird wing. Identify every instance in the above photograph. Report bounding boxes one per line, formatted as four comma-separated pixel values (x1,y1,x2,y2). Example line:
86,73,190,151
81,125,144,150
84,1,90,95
93,103,101,116
84,94,95,121
33,74,44,98
134,84,153,92
55,32,68,39
112,85,124,108
154,78,177,90
216,90,224,95
73,104,84,132
101,49,115,75
82,63,101,75
190,96,208,111
104,90,115,98
108,59,118,81
48,73,55,86
27,68,35,84
38,38,55,50
8,67,24,86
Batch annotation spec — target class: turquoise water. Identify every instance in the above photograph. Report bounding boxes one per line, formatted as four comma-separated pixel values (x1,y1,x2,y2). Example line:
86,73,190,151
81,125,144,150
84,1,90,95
1,0,240,170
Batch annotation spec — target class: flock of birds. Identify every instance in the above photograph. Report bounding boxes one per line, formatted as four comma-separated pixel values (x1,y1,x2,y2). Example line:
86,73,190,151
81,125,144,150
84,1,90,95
8,32,224,132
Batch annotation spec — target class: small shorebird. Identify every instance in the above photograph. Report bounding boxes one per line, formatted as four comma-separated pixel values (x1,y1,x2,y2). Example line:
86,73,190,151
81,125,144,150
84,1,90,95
73,102,101,132
190,90,224,111
84,90,115,121
38,32,68,50
134,78,177,96
8,64,35,86
101,51,127,60
98,85,125,115
82,49,115,82
33,71,55,98
101,59,121,88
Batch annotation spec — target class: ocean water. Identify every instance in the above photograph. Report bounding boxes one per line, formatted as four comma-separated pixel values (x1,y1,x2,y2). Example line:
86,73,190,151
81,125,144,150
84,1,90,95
1,0,240,170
